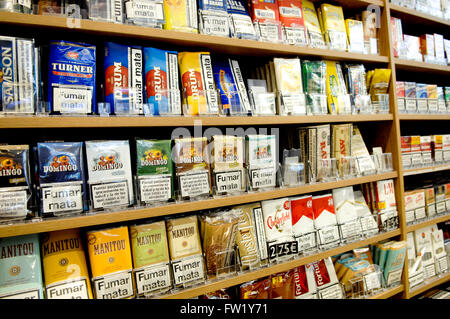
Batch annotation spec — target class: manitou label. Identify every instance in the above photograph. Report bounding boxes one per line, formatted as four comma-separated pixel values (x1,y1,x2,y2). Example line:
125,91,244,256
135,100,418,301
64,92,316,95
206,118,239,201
0,289,40,299
0,189,27,217
42,184,82,214
295,233,316,252
134,263,171,295
93,270,134,299
179,171,210,198
214,170,243,193
53,86,91,113
250,167,276,189
46,279,89,299
91,181,129,209
139,175,171,202
172,254,204,286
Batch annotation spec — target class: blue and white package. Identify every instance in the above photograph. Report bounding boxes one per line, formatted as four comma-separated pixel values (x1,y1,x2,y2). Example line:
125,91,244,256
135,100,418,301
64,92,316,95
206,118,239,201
48,40,96,114
212,58,251,114
198,0,230,37
104,42,144,115
0,36,36,113
37,142,87,216
226,0,258,40
143,47,180,115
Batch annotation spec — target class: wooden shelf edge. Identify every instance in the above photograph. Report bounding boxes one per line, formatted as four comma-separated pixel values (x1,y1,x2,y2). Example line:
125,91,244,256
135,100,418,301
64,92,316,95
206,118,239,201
394,59,450,74
408,273,450,298
399,114,450,121
0,171,398,238
160,229,401,299
389,3,450,27
0,114,394,128
405,213,450,232
368,285,404,299
402,164,450,176
0,12,389,62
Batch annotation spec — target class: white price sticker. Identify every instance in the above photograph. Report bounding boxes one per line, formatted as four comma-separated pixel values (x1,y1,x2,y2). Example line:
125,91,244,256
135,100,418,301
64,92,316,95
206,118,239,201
257,22,281,42
281,93,306,114
414,207,426,220
436,201,446,213
397,98,405,112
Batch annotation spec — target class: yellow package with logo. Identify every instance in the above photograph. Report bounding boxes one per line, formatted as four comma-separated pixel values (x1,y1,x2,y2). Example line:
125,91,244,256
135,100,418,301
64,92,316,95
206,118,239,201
164,0,198,33
86,226,135,299
41,229,93,299
178,51,218,115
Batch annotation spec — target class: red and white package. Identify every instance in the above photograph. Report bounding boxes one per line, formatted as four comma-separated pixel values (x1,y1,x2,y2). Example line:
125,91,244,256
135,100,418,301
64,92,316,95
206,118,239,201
277,0,307,45
293,265,317,299
250,0,283,42
312,194,337,229
420,136,432,152
401,136,411,154
290,195,314,236
375,179,397,212
261,198,294,243
308,257,342,299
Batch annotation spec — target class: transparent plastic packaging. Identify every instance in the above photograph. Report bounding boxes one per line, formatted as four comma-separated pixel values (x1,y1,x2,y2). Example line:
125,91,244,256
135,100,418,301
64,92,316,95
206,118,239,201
278,91,306,115
355,155,377,176
248,89,276,115
373,153,394,173
182,88,220,116
347,265,384,299
0,0,32,13
351,94,372,114
338,156,358,179
372,93,390,114
89,0,124,23
316,158,338,182
281,162,305,187
218,90,252,116
306,93,327,115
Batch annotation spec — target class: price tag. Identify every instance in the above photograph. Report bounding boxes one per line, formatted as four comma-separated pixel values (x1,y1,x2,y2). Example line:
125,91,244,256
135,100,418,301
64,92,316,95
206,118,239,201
267,241,298,260
414,207,426,220
339,220,362,240
436,201,446,213
257,22,282,42
318,284,343,299
328,30,347,51
317,225,340,247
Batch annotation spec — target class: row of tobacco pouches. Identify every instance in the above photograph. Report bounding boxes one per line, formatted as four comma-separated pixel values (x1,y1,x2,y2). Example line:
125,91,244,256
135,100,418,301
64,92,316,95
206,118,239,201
0,179,401,299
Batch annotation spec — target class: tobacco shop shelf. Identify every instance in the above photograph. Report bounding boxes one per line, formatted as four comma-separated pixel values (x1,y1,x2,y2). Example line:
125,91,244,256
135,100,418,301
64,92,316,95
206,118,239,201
160,229,401,299
408,272,450,298
0,171,397,238
406,212,450,232
394,59,450,75
368,285,404,299
389,3,450,27
398,114,450,121
0,12,389,63
0,114,394,129
402,163,450,176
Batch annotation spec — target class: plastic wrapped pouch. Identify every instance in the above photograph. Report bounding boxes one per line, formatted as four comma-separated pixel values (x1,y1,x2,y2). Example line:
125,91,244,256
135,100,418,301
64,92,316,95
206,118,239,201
163,0,198,33
0,145,33,222
199,209,239,276
226,0,259,40
0,234,44,299
240,277,271,299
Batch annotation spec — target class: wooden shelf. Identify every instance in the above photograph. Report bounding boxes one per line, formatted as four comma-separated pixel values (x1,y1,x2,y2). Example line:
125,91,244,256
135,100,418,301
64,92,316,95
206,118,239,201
160,229,401,299
368,285,404,299
406,213,450,232
0,12,389,62
399,114,450,121
403,164,450,176
394,59,450,75
408,272,450,298
389,3,450,27
0,114,394,129
0,171,397,238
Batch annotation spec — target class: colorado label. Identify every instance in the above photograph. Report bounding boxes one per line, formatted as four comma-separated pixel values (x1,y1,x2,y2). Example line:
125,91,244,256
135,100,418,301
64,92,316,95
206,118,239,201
0,289,40,299
295,233,316,252
53,86,91,114
134,263,171,295
139,175,171,202
42,184,82,214
46,279,89,299
91,181,129,209
0,189,27,217
172,254,204,286
93,270,134,299
179,171,210,198
250,167,276,188
215,170,243,193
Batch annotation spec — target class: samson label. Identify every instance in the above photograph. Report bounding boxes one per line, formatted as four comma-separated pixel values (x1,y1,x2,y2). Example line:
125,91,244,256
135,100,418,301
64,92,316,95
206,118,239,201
42,184,82,214
295,233,316,252
91,181,129,209
139,175,171,203
93,270,134,299
250,167,276,189
0,189,27,217
46,279,89,299
179,171,210,198
0,289,40,299
53,86,91,114
172,254,205,286
214,170,243,193
134,262,171,295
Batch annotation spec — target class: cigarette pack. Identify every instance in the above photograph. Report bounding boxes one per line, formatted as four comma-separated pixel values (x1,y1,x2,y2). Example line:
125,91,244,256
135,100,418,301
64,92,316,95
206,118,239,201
361,10,378,54
308,257,343,299
143,47,181,115
89,0,124,23
383,241,406,286
269,269,295,299
178,51,218,115
430,227,448,273
249,0,283,42
332,186,358,225
345,19,364,53
293,265,317,299
85,140,134,210
302,0,325,48
226,0,259,40
48,40,96,114
396,81,405,98
410,135,422,166
198,0,230,37
212,58,251,114
320,3,347,51
404,35,422,61
277,0,307,46
434,33,445,61
390,17,403,58
245,134,277,189
431,135,443,162
290,195,315,251
136,139,173,204
104,42,144,115
420,34,436,60
130,221,172,296
424,187,436,217
0,234,44,299
406,232,416,271
41,229,93,299
86,226,135,299
414,190,426,220
404,191,416,224
354,190,378,235
163,0,198,33
414,226,436,279
312,194,339,248
375,179,397,213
